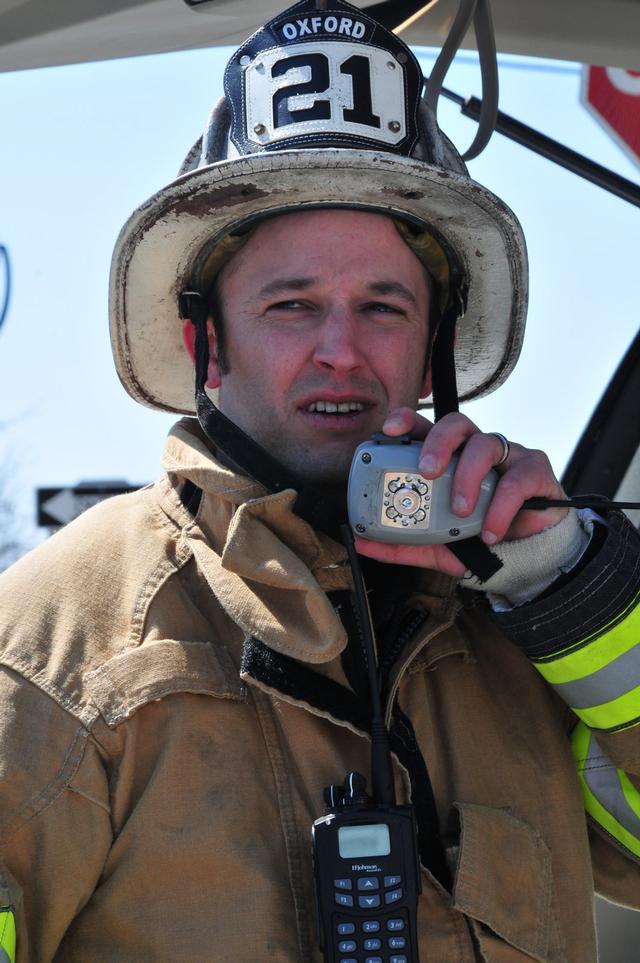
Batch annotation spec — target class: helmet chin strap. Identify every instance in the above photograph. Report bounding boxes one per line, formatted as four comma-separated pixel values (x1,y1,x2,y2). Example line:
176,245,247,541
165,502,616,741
429,301,504,580
430,301,461,424
179,291,346,540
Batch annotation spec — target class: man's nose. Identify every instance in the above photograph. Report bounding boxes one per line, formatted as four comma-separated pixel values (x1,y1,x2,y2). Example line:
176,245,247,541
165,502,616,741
312,308,364,374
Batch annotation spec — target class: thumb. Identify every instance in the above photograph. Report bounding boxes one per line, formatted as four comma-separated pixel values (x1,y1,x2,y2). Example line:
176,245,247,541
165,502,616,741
382,407,433,440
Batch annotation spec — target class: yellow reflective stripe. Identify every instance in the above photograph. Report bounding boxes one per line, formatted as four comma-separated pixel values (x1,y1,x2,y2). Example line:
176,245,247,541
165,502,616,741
0,907,16,963
533,589,640,684
572,684,640,731
572,717,591,760
620,770,640,823
572,723,640,858
578,773,640,858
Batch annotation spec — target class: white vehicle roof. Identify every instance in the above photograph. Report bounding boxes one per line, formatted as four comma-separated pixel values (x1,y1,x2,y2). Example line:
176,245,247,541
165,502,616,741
1,0,638,73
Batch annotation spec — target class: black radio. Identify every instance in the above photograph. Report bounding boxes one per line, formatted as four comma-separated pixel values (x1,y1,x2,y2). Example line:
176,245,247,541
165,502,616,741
311,527,423,962
313,773,421,963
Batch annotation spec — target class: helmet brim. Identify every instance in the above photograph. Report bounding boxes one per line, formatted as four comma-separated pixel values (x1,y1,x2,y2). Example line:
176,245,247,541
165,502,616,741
109,148,527,414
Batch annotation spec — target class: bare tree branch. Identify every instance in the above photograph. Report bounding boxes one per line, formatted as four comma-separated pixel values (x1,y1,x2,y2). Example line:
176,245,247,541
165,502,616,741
0,426,29,572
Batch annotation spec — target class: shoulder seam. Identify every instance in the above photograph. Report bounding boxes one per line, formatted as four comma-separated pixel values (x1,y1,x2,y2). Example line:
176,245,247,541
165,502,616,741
0,724,90,840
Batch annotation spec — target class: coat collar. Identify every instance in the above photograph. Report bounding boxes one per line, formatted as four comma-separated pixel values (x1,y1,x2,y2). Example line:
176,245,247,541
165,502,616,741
160,419,351,662
158,418,470,670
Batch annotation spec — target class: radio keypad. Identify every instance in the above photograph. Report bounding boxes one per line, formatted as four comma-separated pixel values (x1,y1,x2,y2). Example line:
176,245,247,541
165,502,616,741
357,877,379,890
339,941,358,953
333,872,411,961
336,878,353,890
335,892,355,907
363,938,382,950
384,888,403,905
388,937,406,949
358,894,381,909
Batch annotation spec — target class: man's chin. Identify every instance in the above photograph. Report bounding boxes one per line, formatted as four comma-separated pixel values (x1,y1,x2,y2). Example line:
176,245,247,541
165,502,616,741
278,448,354,490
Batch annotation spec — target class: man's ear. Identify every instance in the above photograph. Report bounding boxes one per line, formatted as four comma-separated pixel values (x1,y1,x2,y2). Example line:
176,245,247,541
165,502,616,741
420,365,433,400
181,318,222,389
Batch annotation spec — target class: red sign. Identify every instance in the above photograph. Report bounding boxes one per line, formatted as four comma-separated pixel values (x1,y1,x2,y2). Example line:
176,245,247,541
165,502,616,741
582,66,640,167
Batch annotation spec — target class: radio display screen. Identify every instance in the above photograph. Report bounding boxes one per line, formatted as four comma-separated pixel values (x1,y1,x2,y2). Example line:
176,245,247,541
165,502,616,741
338,823,391,858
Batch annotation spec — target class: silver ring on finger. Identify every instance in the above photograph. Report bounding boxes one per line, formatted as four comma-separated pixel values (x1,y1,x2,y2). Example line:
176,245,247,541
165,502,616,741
491,432,511,466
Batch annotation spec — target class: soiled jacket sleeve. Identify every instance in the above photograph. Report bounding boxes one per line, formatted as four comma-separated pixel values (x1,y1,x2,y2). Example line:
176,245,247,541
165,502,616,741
0,665,113,962
490,511,640,904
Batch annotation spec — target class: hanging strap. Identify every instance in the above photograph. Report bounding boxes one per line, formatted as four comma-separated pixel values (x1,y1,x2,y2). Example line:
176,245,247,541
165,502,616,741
431,301,460,425
430,300,504,581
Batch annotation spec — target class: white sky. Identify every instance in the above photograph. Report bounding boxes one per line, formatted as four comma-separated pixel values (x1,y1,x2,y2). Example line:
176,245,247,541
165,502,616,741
0,45,638,548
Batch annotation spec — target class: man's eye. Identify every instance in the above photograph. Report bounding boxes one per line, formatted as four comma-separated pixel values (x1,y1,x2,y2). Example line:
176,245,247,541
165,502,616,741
268,300,309,311
366,302,403,314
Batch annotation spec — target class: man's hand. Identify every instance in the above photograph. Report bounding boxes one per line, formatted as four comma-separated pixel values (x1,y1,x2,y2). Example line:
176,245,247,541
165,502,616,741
354,408,568,576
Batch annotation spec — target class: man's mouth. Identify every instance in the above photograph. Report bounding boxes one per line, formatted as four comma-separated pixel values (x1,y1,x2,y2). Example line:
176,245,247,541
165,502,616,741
306,400,366,414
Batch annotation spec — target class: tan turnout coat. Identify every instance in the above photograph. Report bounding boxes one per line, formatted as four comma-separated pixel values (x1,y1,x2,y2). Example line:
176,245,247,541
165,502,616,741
0,420,638,962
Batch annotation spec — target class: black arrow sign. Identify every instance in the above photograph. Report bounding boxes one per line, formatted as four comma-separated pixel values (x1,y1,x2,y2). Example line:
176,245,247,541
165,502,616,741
37,484,142,527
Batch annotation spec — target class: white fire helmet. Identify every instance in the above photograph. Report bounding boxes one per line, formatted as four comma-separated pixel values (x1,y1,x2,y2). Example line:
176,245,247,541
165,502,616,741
109,0,528,415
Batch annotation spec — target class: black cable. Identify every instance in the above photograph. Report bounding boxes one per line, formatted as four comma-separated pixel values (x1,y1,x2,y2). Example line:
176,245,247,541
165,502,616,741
562,329,640,497
424,0,499,160
440,87,640,210
341,524,396,807
523,497,640,512
464,0,498,160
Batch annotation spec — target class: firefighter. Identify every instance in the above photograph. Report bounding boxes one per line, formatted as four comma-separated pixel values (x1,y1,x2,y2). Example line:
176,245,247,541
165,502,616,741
1,2,639,960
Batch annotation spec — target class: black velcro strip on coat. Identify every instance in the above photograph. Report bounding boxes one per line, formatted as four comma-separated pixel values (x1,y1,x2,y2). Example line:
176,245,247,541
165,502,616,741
241,635,370,734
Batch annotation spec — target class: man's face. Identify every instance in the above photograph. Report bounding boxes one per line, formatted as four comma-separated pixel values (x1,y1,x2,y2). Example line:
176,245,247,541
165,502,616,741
206,209,432,486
